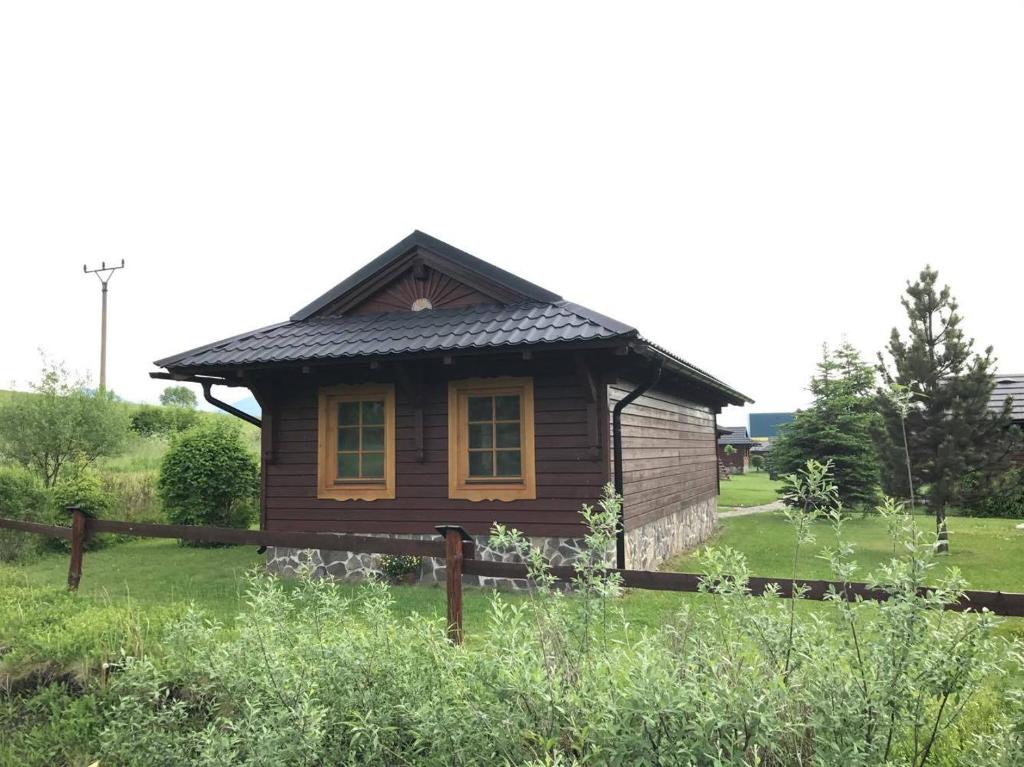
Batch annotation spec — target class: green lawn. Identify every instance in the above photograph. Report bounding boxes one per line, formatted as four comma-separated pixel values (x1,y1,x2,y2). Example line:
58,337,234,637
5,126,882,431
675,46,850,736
3,511,1023,681
673,511,1024,593
718,470,783,508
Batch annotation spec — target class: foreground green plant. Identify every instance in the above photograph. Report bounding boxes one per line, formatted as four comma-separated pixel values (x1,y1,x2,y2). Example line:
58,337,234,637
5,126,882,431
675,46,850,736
3,478,1022,765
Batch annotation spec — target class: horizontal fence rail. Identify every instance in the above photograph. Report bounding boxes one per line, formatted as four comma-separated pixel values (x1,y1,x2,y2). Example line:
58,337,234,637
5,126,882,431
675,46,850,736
463,560,1024,617
3,511,1024,643
0,518,73,539
88,519,452,559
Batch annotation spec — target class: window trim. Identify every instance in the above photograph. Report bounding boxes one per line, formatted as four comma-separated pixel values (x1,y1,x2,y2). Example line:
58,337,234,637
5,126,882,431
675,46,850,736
448,377,536,501
317,383,396,501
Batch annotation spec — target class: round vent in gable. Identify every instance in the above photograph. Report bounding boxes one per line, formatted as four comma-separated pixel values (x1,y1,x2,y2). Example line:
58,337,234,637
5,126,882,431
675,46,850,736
411,297,433,311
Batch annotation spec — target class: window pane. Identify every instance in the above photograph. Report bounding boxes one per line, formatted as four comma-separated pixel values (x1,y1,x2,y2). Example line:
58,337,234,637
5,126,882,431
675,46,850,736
337,452,359,479
361,452,385,479
496,450,521,477
467,396,492,422
468,450,493,477
362,426,385,451
361,400,385,425
338,401,360,426
495,422,520,448
494,395,520,421
337,427,359,451
468,423,492,450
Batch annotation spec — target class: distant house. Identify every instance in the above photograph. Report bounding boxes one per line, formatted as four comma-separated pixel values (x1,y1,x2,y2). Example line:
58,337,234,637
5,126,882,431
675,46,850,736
989,376,1024,464
152,231,751,581
749,412,795,440
990,376,1024,427
718,426,755,473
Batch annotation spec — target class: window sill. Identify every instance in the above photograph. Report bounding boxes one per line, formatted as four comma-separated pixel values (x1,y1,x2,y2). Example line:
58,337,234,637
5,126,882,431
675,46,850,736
449,483,536,502
317,484,394,502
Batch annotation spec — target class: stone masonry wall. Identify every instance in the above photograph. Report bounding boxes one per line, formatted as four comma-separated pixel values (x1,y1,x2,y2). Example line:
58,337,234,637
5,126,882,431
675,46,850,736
266,496,716,588
623,495,718,571
265,533,593,590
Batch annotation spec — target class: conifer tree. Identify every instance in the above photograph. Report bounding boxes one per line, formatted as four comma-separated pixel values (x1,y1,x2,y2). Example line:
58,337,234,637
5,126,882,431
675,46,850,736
878,266,1014,552
772,341,882,508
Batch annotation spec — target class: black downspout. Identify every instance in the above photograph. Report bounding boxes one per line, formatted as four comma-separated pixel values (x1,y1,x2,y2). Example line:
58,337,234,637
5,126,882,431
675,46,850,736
201,381,262,428
612,361,663,569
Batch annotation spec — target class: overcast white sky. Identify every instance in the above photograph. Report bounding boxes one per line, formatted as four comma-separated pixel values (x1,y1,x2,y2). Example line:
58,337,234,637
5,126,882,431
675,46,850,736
1,2,1022,426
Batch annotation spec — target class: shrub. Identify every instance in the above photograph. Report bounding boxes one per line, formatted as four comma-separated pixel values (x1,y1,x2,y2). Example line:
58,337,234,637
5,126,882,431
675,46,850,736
0,464,48,561
85,478,1023,766
130,405,198,437
969,468,1024,518
157,420,259,540
751,454,764,471
377,554,421,580
46,468,116,552
0,358,128,486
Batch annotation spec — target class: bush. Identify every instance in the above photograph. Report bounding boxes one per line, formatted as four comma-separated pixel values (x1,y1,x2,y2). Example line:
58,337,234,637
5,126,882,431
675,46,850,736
377,554,421,580
751,454,765,471
0,358,128,486
0,464,48,561
130,405,197,437
86,481,1023,765
970,468,1024,518
46,469,116,552
157,420,259,540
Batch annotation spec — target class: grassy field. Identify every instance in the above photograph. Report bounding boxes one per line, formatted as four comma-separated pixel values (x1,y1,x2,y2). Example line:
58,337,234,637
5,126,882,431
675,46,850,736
3,509,1023,682
718,469,783,507
673,510,1024,592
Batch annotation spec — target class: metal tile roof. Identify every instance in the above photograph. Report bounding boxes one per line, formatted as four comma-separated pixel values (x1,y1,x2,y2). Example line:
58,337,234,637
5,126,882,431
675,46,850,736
155,301,634,369
990,375,1024,423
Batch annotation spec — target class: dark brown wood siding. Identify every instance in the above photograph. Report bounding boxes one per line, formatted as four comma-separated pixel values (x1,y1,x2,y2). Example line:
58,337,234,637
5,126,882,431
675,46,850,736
608,381,718,531
261,356,608,538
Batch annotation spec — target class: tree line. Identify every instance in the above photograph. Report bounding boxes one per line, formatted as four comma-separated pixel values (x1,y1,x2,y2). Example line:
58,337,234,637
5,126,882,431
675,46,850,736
770,266,1022,551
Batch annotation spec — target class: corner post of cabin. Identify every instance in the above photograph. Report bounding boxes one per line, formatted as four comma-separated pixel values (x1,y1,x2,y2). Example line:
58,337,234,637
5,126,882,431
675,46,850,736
65,504,93,591
436,525,471,644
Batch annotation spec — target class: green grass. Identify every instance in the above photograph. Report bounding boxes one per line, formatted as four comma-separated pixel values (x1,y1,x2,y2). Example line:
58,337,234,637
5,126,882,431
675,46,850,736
672,511,1024,592
3,511,1023,681
718,470,783,508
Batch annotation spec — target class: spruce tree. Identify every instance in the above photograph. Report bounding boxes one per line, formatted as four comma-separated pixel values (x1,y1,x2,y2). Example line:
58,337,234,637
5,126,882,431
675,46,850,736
878,266,1014,552
771,341,882,508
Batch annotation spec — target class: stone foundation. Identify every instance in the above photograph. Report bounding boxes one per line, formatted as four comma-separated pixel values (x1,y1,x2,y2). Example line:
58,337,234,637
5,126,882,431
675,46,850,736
266,496,716,587
265,533,593,590
623,495,718,571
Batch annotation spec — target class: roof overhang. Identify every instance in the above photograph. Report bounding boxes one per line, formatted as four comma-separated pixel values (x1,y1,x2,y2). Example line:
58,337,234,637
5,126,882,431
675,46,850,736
631,341,752,407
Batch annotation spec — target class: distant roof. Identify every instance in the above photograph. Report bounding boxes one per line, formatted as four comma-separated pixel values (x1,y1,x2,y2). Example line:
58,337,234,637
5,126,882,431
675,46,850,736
749,412,795,439
990,376,1024,424
155,231,752,405
718,426,755,446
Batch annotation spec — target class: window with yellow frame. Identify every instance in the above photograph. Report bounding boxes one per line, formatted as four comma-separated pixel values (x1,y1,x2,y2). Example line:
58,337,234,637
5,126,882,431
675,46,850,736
317,383,396,501
447,377,536,501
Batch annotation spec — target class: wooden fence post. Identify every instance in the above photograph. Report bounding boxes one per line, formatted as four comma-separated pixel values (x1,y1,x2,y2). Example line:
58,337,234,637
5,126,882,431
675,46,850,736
66,505,91,591
436,525,471,644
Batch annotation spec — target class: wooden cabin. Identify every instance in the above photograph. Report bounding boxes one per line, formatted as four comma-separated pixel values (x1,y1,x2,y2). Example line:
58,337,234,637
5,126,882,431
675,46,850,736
153,232,751,583
717,426,756,474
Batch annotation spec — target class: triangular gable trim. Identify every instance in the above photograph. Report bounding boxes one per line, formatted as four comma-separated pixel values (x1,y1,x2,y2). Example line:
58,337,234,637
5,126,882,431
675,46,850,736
291,231,563,321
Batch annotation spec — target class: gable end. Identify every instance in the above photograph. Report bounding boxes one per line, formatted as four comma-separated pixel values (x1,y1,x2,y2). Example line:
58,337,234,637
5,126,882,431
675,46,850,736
292,231,562,321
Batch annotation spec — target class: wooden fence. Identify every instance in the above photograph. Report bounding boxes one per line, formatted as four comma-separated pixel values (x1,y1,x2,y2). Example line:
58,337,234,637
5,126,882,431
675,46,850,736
2,508,1024,645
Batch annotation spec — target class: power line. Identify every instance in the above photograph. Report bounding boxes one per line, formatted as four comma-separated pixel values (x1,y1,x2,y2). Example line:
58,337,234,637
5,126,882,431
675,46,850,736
83,260,125,392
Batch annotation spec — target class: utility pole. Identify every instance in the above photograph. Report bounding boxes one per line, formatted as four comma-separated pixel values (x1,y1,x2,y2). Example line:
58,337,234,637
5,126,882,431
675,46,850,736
83,260,125,392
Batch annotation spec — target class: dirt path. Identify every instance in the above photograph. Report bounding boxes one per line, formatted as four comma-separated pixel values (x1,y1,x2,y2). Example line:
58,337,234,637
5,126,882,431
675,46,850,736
719,500,785,518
